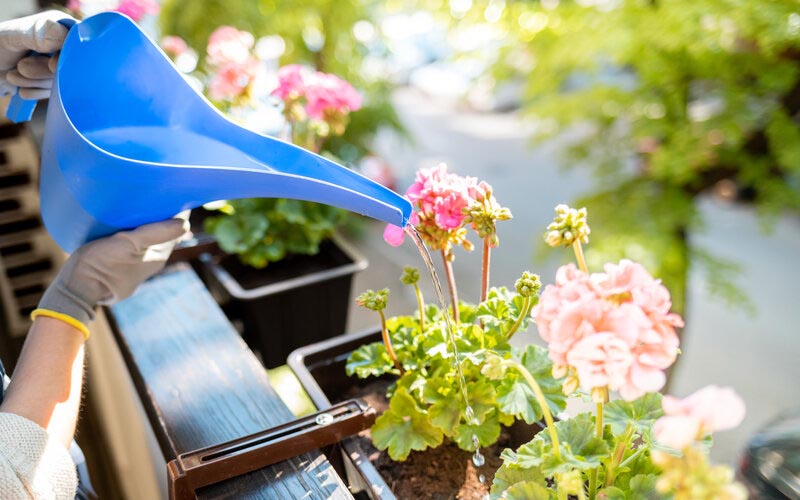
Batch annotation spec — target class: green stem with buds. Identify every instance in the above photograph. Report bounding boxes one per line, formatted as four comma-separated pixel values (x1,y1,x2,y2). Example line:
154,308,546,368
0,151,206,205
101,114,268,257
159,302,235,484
504,360,561,460
441,249,460,324
481,237,491,303
378,309,402,373
506,296,532,340
413,283,425,332
573,240,589,274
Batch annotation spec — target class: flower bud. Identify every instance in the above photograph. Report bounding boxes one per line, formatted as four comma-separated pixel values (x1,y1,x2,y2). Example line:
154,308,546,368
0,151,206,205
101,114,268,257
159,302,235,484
400,266,420,285
544,204,591,247
356,288,389,311
515,271,542,298
562,375,580,395
552,363,569,379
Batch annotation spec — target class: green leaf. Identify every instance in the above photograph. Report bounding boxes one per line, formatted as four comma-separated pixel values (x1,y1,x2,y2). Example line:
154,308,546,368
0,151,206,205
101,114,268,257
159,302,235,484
345,342,396,378
453,411,501,450
596,486,626,500
514,413,613,476
371,387,443,461
490,462,547,499
605,393,664,435
424,377,496,431
497,345,566,424
629,474,660,498
498,481,552,500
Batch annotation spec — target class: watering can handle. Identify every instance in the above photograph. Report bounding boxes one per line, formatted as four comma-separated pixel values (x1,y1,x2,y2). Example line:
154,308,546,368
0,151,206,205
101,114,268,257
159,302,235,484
5,18,77,123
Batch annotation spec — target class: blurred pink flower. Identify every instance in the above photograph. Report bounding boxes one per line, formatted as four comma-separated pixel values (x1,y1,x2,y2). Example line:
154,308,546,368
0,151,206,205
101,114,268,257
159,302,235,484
161,36,188,57
208,60,258,101
273,64,310,101
567,333,632,392
114,0,159,21
207,26,255,67
434,192,470,230
383,211,419,247
305,72,363,119
67,0,81,12
654,385,745,449
405,164,474,230
533,260,683,400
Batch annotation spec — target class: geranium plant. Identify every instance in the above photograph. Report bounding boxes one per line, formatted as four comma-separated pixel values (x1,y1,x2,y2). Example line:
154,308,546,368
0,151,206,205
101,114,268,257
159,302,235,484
194,27,362,267
347,164,566,460
488,205,746,499
348,167,747,498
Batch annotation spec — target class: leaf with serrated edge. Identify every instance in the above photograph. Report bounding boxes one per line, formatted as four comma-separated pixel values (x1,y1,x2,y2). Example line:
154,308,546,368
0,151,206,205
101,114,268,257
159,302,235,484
499,481,553,500
371,387,443,460
490,462,547,499
605,393,664,435
345,342,396,378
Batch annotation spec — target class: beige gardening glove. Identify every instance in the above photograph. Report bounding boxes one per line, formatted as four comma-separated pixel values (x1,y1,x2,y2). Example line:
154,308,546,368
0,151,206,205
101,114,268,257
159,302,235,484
33,219,190,339
0,11,74,100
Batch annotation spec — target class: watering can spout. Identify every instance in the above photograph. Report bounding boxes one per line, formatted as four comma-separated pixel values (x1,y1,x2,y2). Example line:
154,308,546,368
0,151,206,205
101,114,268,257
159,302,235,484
30,12,411,252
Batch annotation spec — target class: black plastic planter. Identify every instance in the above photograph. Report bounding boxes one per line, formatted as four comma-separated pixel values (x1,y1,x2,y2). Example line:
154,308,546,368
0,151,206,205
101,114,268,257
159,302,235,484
197,236,367,368
288,329,397,500
288,329,542,500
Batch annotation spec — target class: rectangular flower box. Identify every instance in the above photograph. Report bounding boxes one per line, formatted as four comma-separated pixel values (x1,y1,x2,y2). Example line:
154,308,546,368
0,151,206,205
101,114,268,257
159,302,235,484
288,329,539,499
196,235,367,368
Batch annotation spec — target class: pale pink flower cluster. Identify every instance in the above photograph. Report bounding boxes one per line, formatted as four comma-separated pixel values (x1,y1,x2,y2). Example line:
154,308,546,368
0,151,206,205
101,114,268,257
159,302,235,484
68,0,159,22
654,385,746,449
114,0,159,21
272,65,363,119
206,26,259,101
533,259,684,400
161,36,188,57
384,164,485,249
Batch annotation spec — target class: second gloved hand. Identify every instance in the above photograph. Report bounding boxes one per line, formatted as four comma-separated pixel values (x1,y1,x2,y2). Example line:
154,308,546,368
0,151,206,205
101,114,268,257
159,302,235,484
0,10,74,99
35,219,189,338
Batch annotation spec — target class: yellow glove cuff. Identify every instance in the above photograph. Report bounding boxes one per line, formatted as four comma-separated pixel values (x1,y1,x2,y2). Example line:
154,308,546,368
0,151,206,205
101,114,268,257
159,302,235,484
30,308,90,341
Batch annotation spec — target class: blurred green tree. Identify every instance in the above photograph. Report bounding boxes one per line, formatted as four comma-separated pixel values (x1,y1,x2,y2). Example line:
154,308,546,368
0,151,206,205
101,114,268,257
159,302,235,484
457,0,800,313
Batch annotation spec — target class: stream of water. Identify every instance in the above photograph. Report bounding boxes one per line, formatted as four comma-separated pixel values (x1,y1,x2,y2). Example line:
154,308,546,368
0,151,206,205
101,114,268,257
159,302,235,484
405,226,485,469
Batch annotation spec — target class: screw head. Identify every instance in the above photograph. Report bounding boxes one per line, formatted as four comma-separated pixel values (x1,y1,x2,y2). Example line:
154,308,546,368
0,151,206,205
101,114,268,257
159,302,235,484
315,413,334,426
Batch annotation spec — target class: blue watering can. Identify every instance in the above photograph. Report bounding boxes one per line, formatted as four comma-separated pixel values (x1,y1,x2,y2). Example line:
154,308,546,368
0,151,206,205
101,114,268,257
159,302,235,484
6,12,411,253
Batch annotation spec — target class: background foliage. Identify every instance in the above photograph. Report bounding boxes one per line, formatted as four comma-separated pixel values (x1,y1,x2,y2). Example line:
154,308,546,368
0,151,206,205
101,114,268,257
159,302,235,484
434,0,800,312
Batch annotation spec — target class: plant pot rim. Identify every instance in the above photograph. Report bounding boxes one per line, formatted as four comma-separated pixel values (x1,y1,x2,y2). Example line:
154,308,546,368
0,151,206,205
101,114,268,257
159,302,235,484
201,234,368,301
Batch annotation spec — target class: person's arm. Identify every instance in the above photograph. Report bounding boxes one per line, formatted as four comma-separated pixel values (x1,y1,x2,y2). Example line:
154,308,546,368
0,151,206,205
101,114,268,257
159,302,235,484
0,219,187,499
1,317,85,449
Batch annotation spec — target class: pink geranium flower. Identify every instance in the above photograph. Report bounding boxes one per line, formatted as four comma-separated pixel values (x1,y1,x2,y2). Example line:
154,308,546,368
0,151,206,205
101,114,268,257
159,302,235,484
304,72,363,119
273,64,310,101
383,211,419,247
114,0,159,22
567,333,633,392
161,36,188,57
654,385,745,449
207,26,255,67
533,260,683,400
208,60,258,101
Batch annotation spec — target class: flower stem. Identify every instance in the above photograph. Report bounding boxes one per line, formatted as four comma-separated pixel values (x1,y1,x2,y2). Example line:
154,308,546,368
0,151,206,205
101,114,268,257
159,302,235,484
572,240,589,274
378,309,402,373
619,446,645,469
604,424,635,487
481,237,491,303
588,399,606,500
506,296,532,340
413,283,425,332
441,249,460,324
506,360,561,459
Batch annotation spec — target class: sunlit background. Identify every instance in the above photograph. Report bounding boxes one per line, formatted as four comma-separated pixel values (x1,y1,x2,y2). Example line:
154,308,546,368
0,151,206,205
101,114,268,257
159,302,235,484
4,0,800,469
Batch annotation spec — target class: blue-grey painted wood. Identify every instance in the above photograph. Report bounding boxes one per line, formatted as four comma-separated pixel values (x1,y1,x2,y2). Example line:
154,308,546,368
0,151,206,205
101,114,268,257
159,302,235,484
109,263,351,499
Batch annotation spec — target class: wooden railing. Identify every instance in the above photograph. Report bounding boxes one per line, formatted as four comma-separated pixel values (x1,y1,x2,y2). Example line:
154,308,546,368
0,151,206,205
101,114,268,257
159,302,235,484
105,263,352,499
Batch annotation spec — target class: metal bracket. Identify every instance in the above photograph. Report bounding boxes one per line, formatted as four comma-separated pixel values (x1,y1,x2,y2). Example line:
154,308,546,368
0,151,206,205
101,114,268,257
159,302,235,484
167,398,375,499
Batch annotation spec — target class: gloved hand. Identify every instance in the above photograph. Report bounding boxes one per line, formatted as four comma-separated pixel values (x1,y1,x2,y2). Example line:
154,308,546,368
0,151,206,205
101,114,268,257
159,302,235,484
33,219,190,340
0,10,75,100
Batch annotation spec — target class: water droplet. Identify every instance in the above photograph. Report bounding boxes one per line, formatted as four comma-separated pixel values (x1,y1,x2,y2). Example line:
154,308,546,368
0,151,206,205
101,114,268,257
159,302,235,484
472,434,480,449
465,406,475,424
472,450,485,467
479,474,486,484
